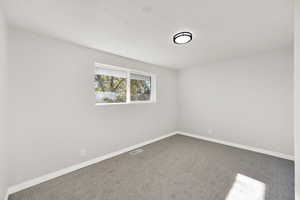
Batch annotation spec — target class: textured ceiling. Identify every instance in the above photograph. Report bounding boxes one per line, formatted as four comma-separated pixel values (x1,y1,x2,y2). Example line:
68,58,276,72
2,0,293,68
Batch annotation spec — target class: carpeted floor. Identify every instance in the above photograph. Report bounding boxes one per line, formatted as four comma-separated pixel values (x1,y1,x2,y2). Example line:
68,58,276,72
9,134,294,200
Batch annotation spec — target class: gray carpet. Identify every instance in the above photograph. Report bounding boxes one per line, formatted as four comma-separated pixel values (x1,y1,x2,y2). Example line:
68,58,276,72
9,134,294,200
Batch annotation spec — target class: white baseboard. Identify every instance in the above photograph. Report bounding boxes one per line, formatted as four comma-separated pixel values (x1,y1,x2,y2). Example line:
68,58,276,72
5,132,177,198
177,131,294,161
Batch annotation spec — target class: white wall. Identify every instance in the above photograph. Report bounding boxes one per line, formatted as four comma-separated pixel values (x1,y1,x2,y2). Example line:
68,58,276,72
0,7,7,200
178,49,294,156
6,27,177,186
295,0,300,198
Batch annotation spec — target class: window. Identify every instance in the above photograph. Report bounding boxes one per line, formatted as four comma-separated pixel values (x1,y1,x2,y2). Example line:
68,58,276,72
130,73,151,101
94,63,156,105
94,68,127,103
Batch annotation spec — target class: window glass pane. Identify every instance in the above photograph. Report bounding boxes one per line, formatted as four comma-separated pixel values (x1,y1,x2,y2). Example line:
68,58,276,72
130,73,151,101
94,74,127,103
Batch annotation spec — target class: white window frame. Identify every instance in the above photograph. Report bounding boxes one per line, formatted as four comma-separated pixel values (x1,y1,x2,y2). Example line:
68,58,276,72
94,62,157,106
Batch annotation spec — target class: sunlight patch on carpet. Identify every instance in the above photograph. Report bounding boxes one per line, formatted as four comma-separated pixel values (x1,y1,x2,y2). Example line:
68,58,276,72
225,173,265,200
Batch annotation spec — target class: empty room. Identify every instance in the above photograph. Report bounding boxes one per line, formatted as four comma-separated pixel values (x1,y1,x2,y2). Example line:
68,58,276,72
1,0,300,199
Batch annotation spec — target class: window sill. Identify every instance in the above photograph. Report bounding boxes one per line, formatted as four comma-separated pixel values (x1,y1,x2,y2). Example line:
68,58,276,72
95,101,156,106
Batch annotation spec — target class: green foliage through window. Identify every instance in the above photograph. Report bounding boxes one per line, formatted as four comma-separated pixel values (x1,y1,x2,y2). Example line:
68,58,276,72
94,75,127,103
130,78,151,101
94,65,154,104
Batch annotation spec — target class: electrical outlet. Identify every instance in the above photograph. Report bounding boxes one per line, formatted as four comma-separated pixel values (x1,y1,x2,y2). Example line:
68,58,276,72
208,128,213,135
80,149,87,157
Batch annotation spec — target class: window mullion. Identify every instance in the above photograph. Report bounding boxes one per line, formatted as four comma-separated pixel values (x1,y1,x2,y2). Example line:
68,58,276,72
126,71,130,103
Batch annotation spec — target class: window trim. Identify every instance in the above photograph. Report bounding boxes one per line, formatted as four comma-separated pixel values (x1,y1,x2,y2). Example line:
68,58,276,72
94,62,157,106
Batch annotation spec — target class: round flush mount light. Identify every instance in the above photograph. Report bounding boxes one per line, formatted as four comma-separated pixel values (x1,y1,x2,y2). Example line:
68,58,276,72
173,31,192,44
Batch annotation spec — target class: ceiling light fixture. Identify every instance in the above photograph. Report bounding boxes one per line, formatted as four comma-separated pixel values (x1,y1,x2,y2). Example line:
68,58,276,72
173,31,192,44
